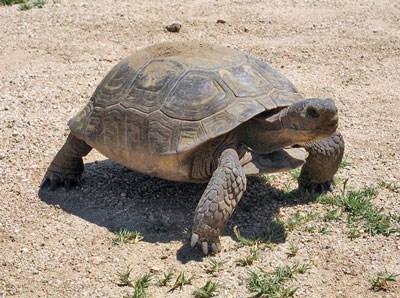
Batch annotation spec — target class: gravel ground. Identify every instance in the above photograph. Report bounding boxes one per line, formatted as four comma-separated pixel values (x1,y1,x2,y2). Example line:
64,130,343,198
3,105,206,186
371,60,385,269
0,0,399,297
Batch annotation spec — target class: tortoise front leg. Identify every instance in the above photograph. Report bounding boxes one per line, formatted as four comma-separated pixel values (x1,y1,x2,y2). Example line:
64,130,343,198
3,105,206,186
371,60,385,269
41,133,92,190
298,132,345,194
191,148,247,255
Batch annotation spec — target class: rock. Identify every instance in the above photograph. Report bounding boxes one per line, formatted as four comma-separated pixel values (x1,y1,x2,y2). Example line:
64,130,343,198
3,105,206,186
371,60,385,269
165,22,181,33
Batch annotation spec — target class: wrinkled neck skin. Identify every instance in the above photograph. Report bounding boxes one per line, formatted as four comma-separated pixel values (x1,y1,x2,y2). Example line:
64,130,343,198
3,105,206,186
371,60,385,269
238,109,298,154
238,106,336,155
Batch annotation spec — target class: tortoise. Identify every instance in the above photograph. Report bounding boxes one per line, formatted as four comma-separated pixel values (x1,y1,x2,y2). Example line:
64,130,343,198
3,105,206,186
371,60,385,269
42,42,344,255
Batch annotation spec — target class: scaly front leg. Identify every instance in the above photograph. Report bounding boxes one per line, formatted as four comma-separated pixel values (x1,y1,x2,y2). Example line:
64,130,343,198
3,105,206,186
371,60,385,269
191,148,246,255
299,132,345,194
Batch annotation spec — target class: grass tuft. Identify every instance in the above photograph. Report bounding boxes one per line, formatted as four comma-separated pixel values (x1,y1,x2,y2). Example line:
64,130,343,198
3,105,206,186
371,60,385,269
1,0,24,5
378,181,400,193
117,270,152,298
193,281,220,298
206,258,226,274
286,243,299,257
157,270,174,287
112,228,143,245
316,183,399,237
233,221,286,247
236,245,259,266
290,168,301,180
118,268,134,287
247,263,309,297
167,272,194,293
371,270,398,292
339,157,352,169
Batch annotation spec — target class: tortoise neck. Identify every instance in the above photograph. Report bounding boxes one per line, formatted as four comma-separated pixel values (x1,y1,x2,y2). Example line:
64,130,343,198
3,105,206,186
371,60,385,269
237,108,299,154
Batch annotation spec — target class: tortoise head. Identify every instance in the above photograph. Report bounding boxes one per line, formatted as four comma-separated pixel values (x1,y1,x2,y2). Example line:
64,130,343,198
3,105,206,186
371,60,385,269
284,98,338,134
239,98,339,154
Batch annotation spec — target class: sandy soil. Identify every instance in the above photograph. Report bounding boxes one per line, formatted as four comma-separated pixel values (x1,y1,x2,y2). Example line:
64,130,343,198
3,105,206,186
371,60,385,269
0,0,399,297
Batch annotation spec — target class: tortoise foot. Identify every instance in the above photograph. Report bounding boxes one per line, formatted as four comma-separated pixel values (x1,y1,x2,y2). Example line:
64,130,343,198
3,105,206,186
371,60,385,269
300,179,334,195
190,228,222,255
41,170,82,191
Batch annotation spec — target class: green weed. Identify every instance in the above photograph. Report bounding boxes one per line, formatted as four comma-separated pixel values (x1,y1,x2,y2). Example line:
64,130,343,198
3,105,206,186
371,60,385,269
150,219,173,233
112,229,143,245
290,168,301,180
371,270,398,292
157,270,174,287
234,221,286,247
236,245,259,266
260,173,273,182
1,0,25,5
319,226,332,235
323,208,342,221
193,281,219,298
378,181,400,193
286,243,299,257
247,263,309,297
206,258,226,274
317,184,398,237
118,268,134,287
118,270,152,298
167,272,194,293
285,212,319,232
339,157,352,169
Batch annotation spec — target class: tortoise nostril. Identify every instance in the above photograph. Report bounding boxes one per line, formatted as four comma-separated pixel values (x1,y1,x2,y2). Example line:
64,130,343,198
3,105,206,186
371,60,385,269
306,106,320,118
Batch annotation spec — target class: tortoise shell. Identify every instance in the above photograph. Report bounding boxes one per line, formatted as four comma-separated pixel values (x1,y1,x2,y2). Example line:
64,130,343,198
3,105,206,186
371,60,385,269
68,42,303,180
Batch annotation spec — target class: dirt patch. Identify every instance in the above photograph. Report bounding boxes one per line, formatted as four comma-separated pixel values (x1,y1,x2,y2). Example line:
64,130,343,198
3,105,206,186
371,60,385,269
1,1,399,297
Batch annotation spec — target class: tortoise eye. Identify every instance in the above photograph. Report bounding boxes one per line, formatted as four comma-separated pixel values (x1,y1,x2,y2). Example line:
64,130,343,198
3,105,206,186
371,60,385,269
306,106,320,118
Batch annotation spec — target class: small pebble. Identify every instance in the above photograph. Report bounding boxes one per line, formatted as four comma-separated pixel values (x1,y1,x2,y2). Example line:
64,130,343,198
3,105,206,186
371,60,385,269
165,22,181,33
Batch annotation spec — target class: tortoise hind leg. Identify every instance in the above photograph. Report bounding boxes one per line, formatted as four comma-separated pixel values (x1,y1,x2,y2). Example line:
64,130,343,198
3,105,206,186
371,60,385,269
41,133,92,190
298,132,345,194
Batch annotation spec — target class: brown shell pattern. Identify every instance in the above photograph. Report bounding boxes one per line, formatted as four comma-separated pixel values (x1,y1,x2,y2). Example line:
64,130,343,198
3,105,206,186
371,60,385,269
69,42,303,155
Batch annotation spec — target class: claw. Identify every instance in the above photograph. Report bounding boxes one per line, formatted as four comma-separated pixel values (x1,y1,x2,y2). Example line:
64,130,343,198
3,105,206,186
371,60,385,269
201,241,208,255
190,233,199,247
211,243,220,254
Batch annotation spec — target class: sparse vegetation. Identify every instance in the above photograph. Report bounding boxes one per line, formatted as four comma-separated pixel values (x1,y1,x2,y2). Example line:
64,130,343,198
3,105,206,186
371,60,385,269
193,281,220,298
150,219,173,233
378,181,400,193
1,0,56,10
371,270,398,292
323,208,342,221
247,263,309,297
167,272,195,293
260,173,274,182
206,258,226,274
157,271,174,287
117,270,152,298
290,168,301,180
318,226,332,235
236,245,259,266
316,183,399,237
1,0,24,6
112,229,143,245
287,243,299,257
285,211,320,232
118,268,134,287
339,157,352,169
233,221,286,247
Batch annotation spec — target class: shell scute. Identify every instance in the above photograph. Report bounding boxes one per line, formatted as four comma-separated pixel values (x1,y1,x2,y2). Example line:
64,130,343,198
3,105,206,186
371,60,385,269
147,111,181,154
121,60,185,114
161,72,230,121
219,64,272,97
